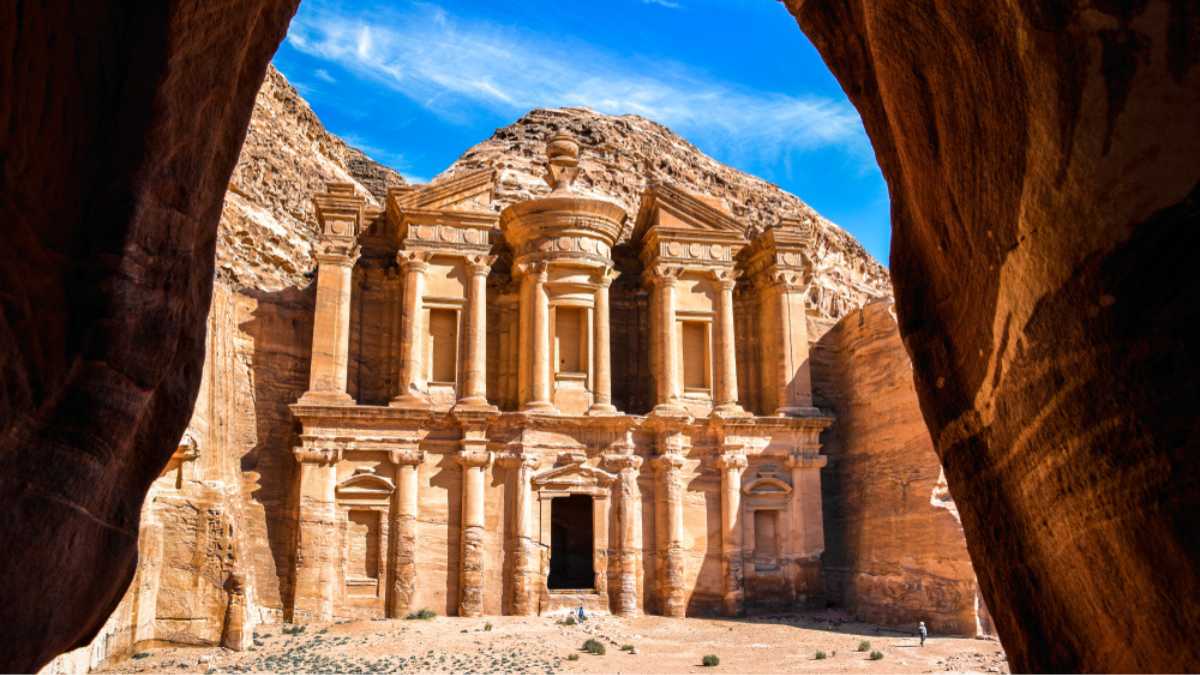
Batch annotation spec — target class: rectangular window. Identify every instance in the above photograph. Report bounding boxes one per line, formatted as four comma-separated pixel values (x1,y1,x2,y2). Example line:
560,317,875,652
555,307,584,374
347,510,380,580
428,308,458,384
681,321,710,390
754,510,779,557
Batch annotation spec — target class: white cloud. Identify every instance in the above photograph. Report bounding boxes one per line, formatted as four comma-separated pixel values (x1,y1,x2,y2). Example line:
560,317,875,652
314,68,337,84
642,0,683,8
285,1,869,165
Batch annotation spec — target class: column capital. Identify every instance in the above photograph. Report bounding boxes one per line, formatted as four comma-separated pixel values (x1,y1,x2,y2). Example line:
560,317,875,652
603,453,644,473
760,267,810,292
293,446,341,465
714,451,748,471
456,449,493,469
465,254,497,277
643,264,684,288
315,239,361,266
708,267,739,290
786,449,827,470
396,249,432,272
515,260,549,281
496,451,541,471
592,266,618,289
651,452,685,473
389,448,425,466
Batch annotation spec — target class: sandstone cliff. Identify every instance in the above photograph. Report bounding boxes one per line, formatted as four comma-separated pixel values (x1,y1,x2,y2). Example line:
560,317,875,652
441,107,890,321
811,302,987,636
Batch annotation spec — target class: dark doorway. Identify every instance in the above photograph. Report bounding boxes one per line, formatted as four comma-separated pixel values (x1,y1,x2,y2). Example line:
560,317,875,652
548,494,594,589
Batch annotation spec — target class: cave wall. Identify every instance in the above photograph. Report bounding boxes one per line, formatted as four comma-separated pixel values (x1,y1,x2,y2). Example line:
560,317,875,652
0,3,299,670
788,1,1200,671
812,302,980,636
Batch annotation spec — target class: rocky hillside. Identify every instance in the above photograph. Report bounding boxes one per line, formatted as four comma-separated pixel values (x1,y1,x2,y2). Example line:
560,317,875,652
440,107,891,320
219,73,889,320
217,66,404,291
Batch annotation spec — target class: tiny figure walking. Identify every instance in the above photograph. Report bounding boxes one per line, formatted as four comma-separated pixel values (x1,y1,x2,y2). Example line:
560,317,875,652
577,605,587,622
918,621,928,646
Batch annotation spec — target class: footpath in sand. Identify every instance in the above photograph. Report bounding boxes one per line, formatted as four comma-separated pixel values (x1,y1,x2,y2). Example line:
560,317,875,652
101,611,1007,674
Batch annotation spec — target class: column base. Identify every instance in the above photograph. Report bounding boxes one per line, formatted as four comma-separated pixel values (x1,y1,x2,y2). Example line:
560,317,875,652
586,403,621,416
711,403,750,418
452,397,498,414
297,390,355,406
775,405,823,417
650,402,689,418
390,393,432,409
520,400,559,414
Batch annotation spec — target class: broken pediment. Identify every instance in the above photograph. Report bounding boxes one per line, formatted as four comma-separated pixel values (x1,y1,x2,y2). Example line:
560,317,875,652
632,182,747,241
388,168,495,214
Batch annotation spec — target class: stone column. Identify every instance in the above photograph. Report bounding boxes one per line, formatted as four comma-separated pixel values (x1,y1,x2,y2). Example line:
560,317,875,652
291,447,340,622
497,452,541,616
652,440,687,617
712,270,745,415
604,445,644,617
299,243,359,405
521,263,556,412
392,251,430,407
589,267,618,415
456,443,492,616
772,273,815,416
786,446,827,607
388,447,423,617
651,267,683,414
715,450,748,616
457,255,494,408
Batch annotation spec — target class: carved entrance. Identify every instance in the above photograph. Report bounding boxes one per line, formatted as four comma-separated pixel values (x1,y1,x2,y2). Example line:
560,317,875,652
532,458,615,613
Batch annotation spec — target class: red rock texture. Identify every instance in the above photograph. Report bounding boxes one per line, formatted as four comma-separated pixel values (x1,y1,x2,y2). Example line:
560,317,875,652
812,302,980,636
0,2,298,671
787,1,1200,672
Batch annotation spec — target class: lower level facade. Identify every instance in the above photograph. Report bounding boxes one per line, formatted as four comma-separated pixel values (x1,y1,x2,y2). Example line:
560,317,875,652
289,405,829,620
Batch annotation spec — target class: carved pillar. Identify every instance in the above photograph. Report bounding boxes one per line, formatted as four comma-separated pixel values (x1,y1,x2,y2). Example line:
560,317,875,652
649,266,684,414
299,243,360,405
786,445,827,606
772,273,814,415
715,450,748,616
291,447,340,622
388,447,423,617
712,270,745,415
497,451,541,615
519,263,556,412
604,438,643,617
392,251,431,406
588,268,618,415
458,255,495,408
652,437,687,617
456,441,492,616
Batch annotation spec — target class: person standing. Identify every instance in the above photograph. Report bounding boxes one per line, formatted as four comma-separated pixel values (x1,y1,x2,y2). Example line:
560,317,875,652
918,621,928,646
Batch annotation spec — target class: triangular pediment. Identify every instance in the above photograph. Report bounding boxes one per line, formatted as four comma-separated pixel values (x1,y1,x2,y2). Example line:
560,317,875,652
632,182,747,244
389,168,495,213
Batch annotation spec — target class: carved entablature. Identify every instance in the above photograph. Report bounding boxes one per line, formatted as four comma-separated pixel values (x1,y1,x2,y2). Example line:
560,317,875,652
314,182,368,260
744,216,815,291
397,208,497,256
631,182,749,274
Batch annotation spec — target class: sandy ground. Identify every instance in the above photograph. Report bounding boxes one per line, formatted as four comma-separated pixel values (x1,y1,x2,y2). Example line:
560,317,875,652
100,611,1007,674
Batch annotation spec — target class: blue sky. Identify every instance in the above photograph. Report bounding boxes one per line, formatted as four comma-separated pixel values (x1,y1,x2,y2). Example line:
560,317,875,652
272,0,892,264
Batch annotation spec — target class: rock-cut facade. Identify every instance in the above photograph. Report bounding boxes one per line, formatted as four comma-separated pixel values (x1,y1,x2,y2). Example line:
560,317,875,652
289,134,832,620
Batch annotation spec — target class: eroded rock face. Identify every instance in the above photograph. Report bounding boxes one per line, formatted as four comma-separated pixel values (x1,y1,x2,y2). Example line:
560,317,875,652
812,302,981,636
788,1,1200,671
0,3,298,671
442,107,891,322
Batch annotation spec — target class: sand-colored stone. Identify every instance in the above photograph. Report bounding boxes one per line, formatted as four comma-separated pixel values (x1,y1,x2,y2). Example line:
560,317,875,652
811,301,985,636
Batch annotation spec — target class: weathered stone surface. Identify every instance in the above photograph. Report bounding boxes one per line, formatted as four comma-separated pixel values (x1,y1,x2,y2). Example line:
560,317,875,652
788,1,1200,671
0,2,298,671
441,107,891,322
812,301,980,636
